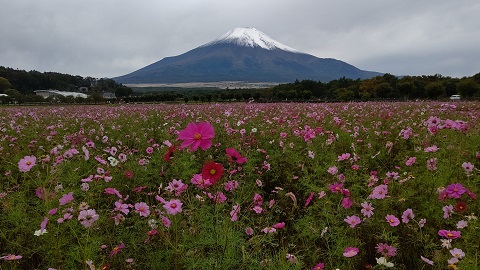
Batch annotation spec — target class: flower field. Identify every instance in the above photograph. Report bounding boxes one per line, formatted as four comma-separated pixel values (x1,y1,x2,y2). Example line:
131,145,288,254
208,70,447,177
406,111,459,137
0,101,479,269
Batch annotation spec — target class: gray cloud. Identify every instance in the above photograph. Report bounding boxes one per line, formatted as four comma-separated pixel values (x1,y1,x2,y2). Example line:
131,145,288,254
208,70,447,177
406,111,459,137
1,0,479,78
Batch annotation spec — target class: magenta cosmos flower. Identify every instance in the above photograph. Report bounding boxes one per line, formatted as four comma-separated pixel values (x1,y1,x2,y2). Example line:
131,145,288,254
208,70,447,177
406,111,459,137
178,122,215,151
225,148,248,164
343,247,359,257
163,199,183,215
438,229,461,239
18,155,36,172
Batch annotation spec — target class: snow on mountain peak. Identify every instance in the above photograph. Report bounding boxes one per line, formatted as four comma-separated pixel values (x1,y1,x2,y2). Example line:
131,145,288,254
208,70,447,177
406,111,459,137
206,27,300,52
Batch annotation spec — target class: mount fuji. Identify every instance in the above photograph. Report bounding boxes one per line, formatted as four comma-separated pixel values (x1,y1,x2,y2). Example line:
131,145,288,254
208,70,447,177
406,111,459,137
113,27,382,84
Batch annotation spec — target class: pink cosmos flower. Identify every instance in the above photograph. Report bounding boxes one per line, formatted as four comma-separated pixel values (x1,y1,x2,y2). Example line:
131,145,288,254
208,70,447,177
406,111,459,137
262,227,276,234
163,199,183,215
328,182,343,193
438,229,461,239
443,205,454,219
273,222,285,229
327,166,338,175
445,183,467,199
341,197,353,209
385,214,400,226
343,247,359,257
420,256,434,265
230,204,240,221
225,148,248,164
405,157,416,166
134,202,150,217
401,208,414,223
78,209,99,228
114,201,131,215
224,180,239,192
450,248,465,259
59,192,74,205
18,155,36,172
424,145,439,152
178,122,215,151
1,254,23,260
313,263,325,270
109,243,125,257
104,188,122,198
461,162,474,175
165,179,188,196
338,153,351,161
344,215,361,228
376,243,397,257
208,191,227,204
361,202,374,217
245,227,254,235
161,216,171,228
427,158,437,171
305,192,315,207
369,184,388,199
190,174,212,189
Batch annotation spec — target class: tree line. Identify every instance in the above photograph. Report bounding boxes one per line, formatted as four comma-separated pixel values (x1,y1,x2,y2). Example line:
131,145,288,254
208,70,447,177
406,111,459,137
1,65,480,104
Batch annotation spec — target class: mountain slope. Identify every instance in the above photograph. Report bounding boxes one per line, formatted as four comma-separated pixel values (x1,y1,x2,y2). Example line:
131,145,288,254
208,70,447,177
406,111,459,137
113,27,382,84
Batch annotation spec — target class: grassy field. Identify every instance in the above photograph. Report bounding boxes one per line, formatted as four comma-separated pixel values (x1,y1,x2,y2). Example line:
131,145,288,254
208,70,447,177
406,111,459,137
1,101,479,269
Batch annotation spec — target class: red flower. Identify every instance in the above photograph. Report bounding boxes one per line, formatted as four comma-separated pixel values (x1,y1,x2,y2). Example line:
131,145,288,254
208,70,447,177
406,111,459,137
124,170,134,179
455,201,467,212
201,161,224,185
163,146,176,161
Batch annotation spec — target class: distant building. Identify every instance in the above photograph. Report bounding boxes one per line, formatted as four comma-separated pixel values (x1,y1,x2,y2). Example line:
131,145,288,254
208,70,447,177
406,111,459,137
34,89,89,99
103,92,116,99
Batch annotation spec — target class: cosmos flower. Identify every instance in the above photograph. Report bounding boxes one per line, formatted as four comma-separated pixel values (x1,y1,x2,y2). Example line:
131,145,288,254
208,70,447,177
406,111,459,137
343,247,359,257
18,155,36,172
438,230,461,239
78,209,99,228
201,161,224,184
344,215,361,228
163,199,183,215
225,148,248,164
134,202,150,217
178,122,215,151
385,214,400,227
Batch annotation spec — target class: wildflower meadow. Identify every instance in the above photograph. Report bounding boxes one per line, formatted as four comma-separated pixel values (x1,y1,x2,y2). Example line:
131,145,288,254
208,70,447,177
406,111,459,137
0,101,479,269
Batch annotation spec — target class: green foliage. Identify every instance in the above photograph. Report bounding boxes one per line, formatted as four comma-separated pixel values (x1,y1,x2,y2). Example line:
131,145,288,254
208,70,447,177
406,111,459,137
0,102,479,269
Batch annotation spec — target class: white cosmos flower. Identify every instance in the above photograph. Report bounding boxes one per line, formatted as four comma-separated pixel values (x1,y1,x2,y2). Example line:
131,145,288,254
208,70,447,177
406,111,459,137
376,257,394,268
108,156,119,166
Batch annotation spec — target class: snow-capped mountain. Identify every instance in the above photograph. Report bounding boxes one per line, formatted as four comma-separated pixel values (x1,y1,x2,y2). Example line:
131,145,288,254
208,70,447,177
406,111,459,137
203,27,299,52
113,27,381,84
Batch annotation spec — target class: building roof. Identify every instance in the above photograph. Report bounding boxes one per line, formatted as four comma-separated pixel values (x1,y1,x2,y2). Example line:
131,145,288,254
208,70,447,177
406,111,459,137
34,90,88,99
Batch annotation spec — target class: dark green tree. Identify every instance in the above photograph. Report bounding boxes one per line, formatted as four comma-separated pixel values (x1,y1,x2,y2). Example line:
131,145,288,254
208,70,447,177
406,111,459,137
0,77,12,92
457,79,480,98
115,86,133,98
425,81,445,99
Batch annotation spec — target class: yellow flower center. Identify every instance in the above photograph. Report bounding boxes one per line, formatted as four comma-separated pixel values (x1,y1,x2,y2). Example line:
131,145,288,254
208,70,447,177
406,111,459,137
447,233,453,237
170,203,177,208
210,169,216,175
194,133,202,140
26,161,31,165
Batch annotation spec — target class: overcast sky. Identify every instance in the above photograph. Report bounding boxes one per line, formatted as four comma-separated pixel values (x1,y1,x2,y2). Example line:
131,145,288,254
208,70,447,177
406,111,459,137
1,0,479,79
